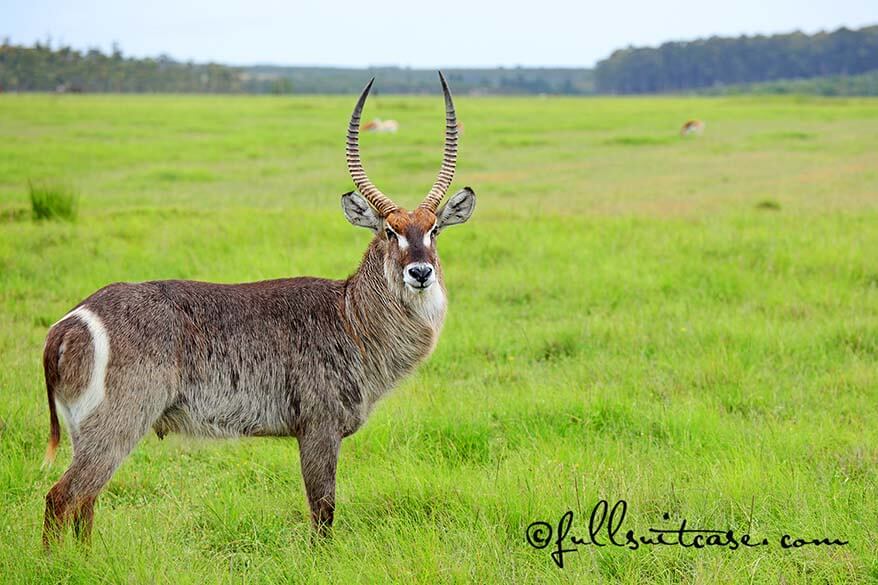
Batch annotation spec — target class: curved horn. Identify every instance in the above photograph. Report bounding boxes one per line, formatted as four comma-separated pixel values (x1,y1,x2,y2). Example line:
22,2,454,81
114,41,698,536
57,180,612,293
346,77,398,216
420,71,459,212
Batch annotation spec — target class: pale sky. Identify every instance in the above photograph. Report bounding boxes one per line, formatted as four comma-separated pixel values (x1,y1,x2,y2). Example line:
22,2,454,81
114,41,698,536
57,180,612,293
2,0,875,68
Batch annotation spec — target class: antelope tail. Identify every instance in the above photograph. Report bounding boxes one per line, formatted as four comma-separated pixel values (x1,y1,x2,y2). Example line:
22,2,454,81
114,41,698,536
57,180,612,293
42,329,63,468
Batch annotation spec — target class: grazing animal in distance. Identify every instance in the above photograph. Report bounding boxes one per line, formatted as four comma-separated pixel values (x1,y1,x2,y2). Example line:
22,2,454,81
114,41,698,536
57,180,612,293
680,119,705,136
362,118,399,133
40,72,476,547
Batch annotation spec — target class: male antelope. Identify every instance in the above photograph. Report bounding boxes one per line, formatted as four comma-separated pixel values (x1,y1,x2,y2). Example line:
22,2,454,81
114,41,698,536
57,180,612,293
41,72,475,546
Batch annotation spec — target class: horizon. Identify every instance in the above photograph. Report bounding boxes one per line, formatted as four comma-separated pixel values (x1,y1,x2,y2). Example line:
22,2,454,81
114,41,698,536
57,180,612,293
3,0,876,69
7,21,876,70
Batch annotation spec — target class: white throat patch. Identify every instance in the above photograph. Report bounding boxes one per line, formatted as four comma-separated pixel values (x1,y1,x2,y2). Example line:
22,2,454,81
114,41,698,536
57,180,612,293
411,283,446,330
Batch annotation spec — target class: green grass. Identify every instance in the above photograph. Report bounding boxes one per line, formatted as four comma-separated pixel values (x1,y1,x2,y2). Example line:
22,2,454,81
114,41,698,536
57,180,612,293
1,94,877,583
28,180,79,221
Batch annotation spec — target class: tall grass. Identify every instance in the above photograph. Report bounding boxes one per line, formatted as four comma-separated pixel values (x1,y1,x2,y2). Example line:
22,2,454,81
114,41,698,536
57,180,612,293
28,180,79,221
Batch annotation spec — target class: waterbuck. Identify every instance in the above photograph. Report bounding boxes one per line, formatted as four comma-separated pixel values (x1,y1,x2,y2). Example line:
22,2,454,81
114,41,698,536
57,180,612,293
41,72,476,546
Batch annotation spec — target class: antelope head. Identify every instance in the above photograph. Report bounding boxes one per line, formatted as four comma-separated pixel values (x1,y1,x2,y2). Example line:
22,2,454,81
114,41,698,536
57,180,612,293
341,73,476,295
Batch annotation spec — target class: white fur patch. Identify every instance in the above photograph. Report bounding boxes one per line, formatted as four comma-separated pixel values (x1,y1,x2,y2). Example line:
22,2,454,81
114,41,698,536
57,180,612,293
412,283,446,330
423,222,436,247
386,226,409,250
54,307,110,434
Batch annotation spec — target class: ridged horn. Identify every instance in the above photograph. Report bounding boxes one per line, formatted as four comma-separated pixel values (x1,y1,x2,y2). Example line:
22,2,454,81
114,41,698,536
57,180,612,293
346,77,398,216
420,71,459,212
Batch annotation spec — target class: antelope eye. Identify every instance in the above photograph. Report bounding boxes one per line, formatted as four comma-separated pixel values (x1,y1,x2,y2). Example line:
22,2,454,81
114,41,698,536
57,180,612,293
385,228,396,241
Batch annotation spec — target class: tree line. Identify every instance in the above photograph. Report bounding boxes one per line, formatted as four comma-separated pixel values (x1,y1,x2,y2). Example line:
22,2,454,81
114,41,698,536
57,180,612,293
0,41,243,92
244,66,594,95
0,40,593,95
595,25,878,94
3,24,877,95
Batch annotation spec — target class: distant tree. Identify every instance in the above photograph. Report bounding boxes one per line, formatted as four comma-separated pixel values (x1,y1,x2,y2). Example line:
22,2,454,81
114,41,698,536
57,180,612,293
595,25,878,94
271,78,294,94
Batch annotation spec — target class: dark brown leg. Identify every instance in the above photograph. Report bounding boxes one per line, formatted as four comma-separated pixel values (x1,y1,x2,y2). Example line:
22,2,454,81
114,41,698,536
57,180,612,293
43,476,74,549
73,495,97,543
42,408,155,550
43,455,115,550
298,429,341,537
41,375,174,551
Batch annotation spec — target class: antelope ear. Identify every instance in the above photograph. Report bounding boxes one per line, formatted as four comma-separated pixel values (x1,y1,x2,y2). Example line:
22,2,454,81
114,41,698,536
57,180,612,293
341,191,380,231
437,187,476,230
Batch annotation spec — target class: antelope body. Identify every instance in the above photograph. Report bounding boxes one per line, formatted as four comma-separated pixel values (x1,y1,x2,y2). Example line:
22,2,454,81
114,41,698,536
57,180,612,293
41,73,476,546
362,118,399,133
680,119,705,136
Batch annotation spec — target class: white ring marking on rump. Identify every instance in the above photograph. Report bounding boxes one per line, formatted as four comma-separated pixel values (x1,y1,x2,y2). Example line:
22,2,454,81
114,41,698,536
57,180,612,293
54,306,110,433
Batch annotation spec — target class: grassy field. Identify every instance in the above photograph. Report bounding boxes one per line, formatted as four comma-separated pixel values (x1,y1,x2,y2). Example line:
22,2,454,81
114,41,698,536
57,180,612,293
1,93,877,583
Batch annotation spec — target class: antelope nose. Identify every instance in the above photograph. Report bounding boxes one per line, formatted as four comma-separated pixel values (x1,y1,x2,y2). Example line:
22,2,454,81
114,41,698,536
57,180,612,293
408,265,433,284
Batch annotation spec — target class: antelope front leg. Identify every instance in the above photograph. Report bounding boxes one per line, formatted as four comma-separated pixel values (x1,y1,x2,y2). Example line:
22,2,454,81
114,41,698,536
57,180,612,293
297,428,341,537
